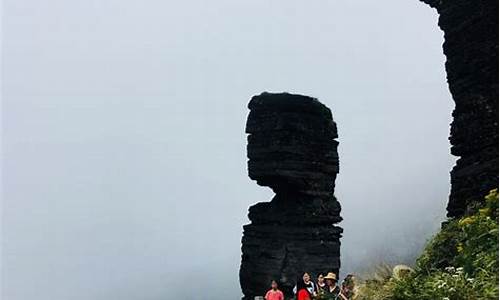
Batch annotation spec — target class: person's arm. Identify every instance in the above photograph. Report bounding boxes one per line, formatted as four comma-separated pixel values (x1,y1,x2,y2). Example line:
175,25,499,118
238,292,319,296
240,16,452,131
279,291,284,300
264,290,270,300
338,292,348,300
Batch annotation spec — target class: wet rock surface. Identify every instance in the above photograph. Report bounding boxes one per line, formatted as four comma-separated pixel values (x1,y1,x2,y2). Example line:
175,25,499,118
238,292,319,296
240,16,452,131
422,0,499,217
240,93,342,299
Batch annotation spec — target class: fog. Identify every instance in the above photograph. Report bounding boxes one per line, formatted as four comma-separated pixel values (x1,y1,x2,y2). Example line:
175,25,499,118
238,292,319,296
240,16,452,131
2,0,455,299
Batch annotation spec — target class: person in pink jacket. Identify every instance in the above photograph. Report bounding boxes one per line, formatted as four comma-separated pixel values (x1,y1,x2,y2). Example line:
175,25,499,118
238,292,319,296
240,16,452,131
265,280,284,300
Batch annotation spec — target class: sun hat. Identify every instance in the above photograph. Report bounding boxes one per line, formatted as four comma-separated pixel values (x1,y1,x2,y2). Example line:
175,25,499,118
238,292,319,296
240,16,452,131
323,272,337,280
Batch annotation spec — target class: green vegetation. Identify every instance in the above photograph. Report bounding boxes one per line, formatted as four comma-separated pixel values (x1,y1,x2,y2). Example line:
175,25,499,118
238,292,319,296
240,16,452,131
355,189,499,300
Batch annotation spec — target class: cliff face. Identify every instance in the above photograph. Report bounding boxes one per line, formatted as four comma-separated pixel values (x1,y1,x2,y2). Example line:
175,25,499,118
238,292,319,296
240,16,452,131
422,0,499,217
239,93,342,299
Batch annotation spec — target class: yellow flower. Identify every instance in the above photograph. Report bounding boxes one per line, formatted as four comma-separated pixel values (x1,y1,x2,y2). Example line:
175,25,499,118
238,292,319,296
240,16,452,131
458,217,475,227
485,189,498,204
479,208,491,216
457,243,463,253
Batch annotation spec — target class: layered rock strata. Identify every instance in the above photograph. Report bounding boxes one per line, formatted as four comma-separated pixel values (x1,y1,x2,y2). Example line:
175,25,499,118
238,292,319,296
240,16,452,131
239,93,342,299
422,0,499,217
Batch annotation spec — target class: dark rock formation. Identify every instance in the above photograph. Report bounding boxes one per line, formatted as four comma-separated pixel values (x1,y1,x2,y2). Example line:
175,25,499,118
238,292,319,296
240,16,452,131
422,0,499,217
240,93,342,299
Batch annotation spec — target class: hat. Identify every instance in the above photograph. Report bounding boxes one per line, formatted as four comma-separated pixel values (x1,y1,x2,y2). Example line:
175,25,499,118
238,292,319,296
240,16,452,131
323,272,337,280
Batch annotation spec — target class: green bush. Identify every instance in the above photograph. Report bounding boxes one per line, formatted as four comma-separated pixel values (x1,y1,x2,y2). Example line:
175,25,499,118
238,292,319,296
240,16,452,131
355,189,499,300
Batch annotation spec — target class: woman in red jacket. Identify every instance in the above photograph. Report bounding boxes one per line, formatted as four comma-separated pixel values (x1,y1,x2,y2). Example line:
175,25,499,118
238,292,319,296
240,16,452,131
295,279,312,300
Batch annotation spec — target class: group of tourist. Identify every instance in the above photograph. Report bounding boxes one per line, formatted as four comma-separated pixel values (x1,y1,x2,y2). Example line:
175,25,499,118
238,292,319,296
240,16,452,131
264,272,354,300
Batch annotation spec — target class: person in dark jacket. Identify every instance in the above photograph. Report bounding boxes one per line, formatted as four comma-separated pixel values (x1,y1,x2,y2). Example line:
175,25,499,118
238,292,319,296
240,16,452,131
317,273,327,292
323,272,342,299
340,274,355,299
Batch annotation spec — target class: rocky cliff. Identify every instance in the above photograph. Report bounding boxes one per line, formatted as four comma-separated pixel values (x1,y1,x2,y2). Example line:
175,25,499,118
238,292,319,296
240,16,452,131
239,93,342,299
422,0,499,217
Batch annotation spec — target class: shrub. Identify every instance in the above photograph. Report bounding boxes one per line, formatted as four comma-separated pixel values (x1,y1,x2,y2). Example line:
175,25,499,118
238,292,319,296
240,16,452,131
354,189,499,300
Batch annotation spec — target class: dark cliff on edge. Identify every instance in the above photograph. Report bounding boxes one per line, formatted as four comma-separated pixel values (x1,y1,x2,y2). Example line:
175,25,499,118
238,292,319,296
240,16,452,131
422,0,499,217
239,93,342,299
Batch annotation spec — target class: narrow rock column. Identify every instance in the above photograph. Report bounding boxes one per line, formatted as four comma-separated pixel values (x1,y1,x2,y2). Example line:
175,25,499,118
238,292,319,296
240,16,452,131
239,92,342,299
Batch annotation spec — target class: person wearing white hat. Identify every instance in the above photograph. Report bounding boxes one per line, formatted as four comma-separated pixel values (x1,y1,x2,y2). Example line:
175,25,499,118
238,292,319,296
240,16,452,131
323,272,346,299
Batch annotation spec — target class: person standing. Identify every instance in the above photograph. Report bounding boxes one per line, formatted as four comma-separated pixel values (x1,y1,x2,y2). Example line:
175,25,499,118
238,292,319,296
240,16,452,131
323,272,346,300
317,274,327,293
340,274,355,299
293,272,316,297
294,279,312,300
265,280,284,300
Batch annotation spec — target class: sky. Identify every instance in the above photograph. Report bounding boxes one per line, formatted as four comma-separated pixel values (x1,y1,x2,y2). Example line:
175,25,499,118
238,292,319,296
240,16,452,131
2,0,455,299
